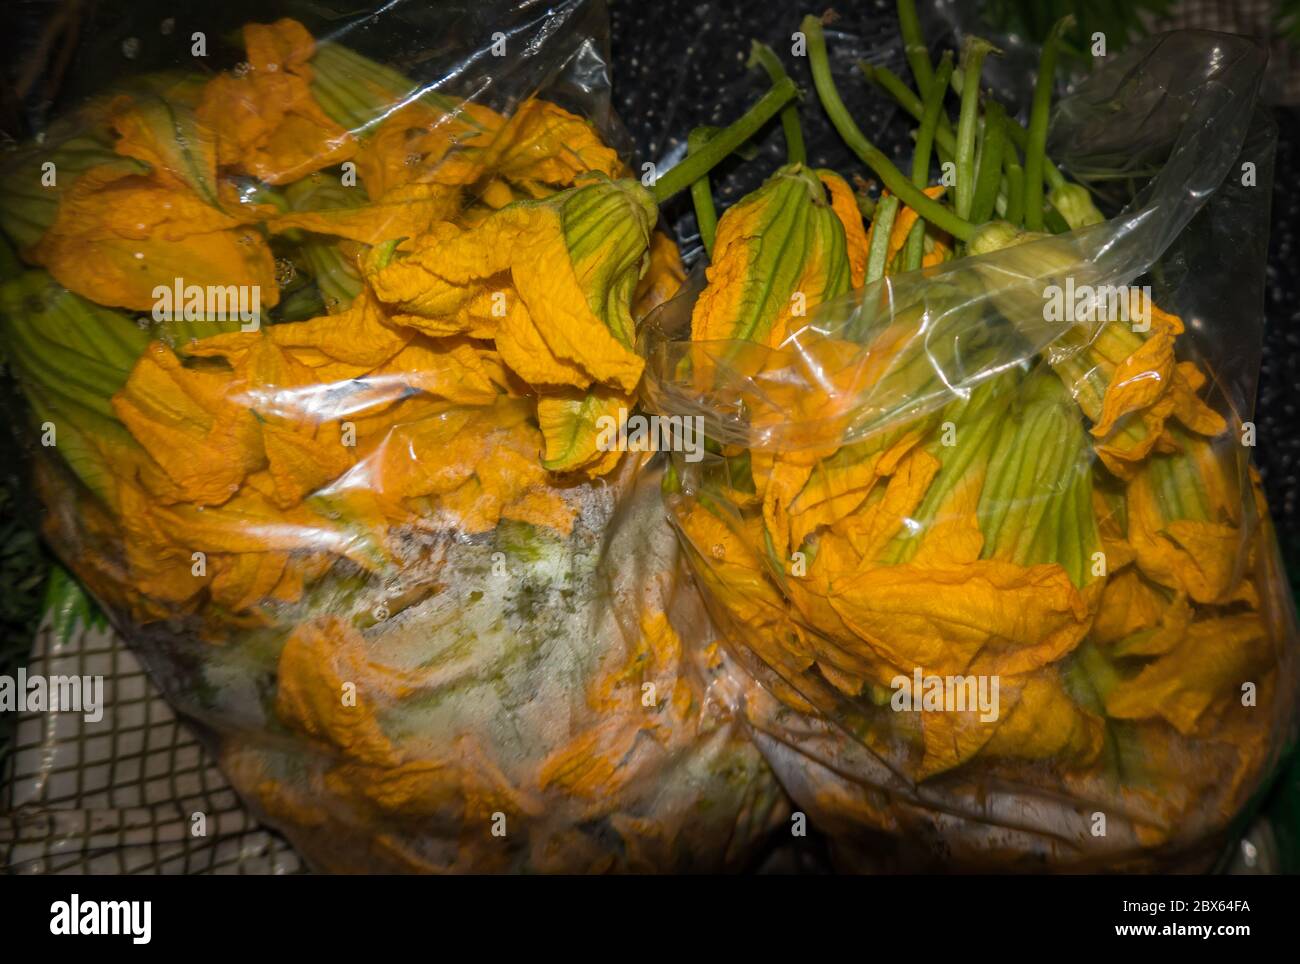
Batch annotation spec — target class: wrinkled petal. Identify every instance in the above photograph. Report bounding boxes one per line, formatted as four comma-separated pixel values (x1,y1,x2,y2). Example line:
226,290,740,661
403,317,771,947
691,164,851,349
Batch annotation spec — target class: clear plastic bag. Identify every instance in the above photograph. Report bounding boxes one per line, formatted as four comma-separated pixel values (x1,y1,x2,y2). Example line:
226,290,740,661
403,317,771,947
0,1,786,872
642,29,1299,871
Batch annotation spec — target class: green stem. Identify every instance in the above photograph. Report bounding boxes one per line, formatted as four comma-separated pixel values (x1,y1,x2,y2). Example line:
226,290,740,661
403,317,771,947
866,195,900,285
804,15,973,242
1006,161,1025,226
896,0,934,96
865,60,1024,217
1044,201,1071,234
749,42,806,165
903,222,926,277
969,101,1007,225
913,54,953,184
904,52,953,271
948,67,1068,191
859,62,955,161
651,77,797,203
1004,120,1066,189
954,37,999,220
994,135,1021,217
1024,16,1073,230
687,127,719,257
866,62,1040,214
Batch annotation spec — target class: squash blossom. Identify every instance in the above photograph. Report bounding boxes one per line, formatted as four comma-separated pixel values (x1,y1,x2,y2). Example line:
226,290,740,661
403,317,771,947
363,174,655,396
14,92,280,313
196,18,356,185
690,164,857,350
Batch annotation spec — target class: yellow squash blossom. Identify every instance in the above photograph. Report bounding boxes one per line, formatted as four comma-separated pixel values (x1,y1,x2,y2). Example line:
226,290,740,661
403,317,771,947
1052,295,1227,478
536,386,631,477
1104,613,1272,735
365,174,654,393
0,132,147,249
690,163,852,349
196,18,355,185
348,98,503,200
818,170,870,286
918,672,1103,778
270,181,465,247
111,340,265,505
476,98,625,197
351,397,575,536
1124,431,1257,607
26,165,278,312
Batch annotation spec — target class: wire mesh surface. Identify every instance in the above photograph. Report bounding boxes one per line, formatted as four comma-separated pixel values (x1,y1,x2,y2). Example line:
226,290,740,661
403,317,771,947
1,617,300,874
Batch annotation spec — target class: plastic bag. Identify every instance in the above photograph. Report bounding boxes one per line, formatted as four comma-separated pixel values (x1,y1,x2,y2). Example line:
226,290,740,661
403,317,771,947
213,457,785,873
643,29,1300,871
0,0,786,872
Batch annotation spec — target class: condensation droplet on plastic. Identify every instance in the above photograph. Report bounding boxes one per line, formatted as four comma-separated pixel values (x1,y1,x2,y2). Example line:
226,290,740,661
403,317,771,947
710,543,726,560
232,61,251,78
160,17,175,35
122,37,141,59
